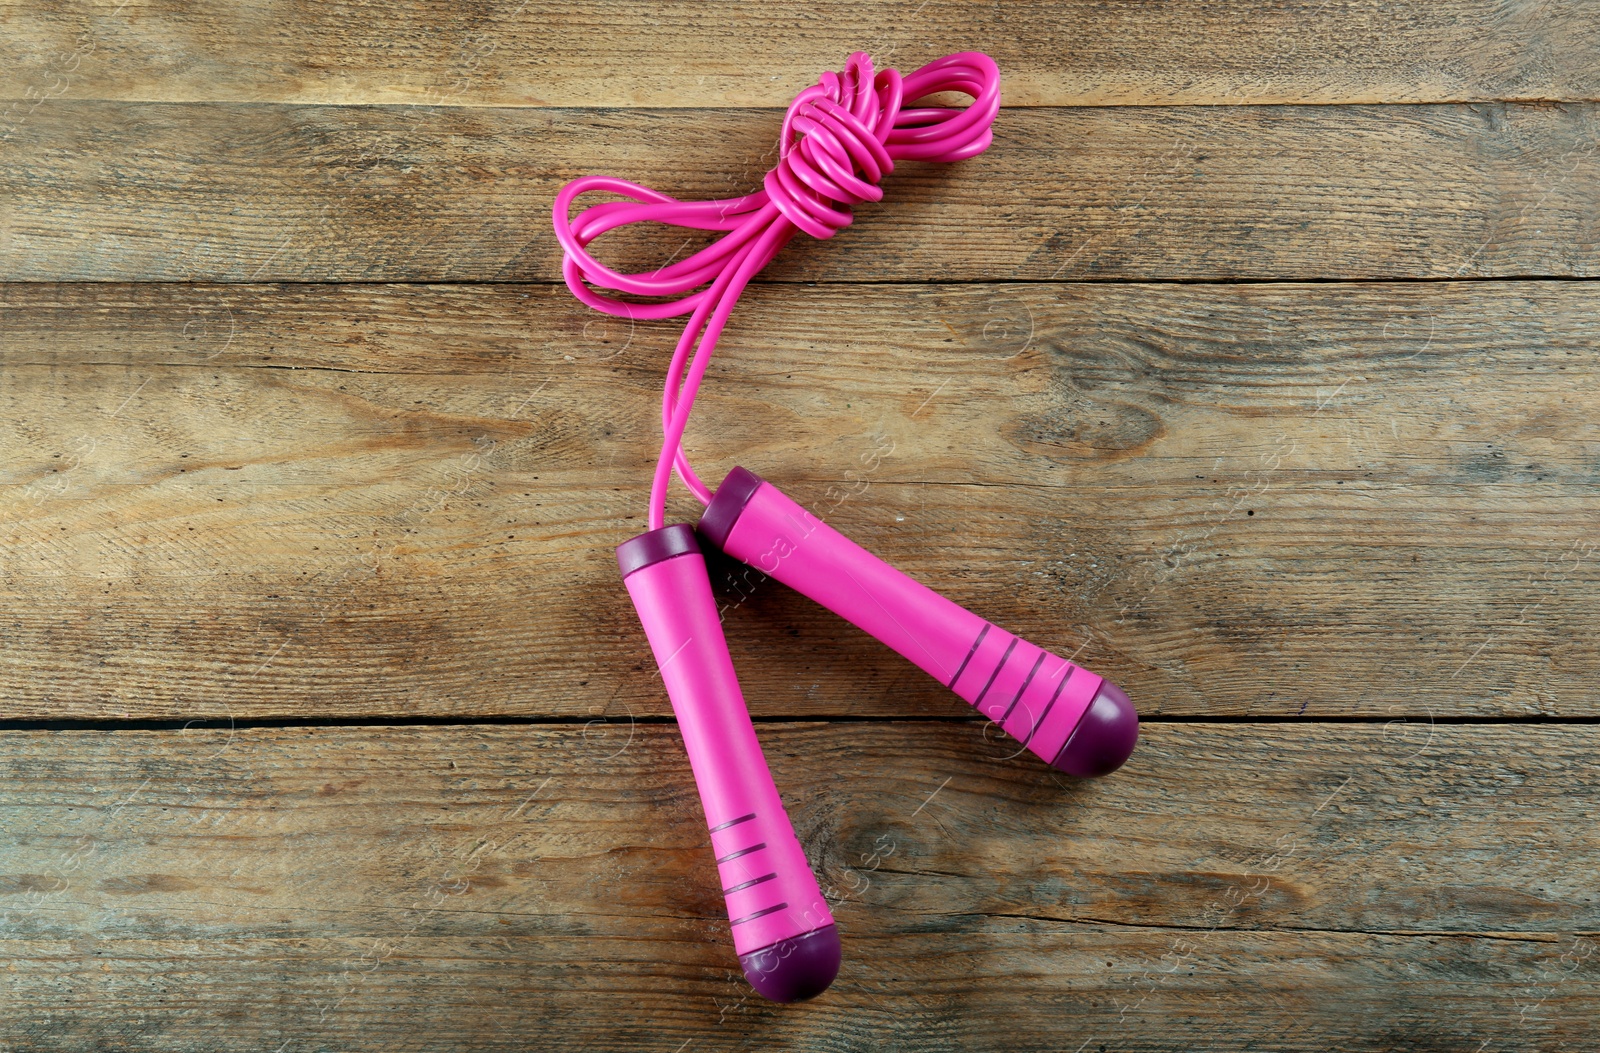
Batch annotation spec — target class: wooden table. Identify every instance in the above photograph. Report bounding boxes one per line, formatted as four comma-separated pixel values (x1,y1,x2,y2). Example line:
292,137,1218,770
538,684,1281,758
3,3,1597,1049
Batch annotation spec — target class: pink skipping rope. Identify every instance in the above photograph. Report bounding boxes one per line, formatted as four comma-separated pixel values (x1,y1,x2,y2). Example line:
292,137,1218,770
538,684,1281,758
553,51,1138,1003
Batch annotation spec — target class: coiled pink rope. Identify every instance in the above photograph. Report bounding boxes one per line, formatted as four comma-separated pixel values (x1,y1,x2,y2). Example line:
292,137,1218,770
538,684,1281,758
552,51,1001,530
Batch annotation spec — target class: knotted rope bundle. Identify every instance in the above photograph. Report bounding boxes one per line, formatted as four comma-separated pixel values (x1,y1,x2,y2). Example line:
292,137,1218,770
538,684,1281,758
551,51,1001,528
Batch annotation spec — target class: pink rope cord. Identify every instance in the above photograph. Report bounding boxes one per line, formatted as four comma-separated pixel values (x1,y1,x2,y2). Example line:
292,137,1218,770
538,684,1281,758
551,51,1001,531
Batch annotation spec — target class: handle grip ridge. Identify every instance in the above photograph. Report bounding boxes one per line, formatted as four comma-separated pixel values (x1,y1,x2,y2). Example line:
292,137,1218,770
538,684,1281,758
617,524,840,1002
698,469,1139,777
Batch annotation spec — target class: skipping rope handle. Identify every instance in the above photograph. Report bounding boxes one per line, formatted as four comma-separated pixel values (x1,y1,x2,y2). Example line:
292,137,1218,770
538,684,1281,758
617,525,840,1002
700,469,1140,778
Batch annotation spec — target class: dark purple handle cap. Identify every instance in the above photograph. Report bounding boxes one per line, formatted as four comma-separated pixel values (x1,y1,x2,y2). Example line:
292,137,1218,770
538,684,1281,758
738,923,841,1003
616,523,702,579
1054,679,1140,778
698,466,765,550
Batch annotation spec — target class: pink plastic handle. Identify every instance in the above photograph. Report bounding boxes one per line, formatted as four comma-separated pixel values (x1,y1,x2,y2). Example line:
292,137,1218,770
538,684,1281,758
699,470,1140,777
617,524,840,1002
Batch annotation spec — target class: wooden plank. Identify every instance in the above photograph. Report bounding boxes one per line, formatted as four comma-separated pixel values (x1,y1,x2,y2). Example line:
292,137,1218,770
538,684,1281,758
1,722,1596,1050
6,932,1593,1051
1,279,1595,721
4,102,1599,283
3,1,1598,109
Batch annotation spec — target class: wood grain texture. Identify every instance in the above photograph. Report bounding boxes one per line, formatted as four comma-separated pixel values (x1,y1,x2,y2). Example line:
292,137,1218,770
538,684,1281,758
1,280,1594,721
4,1,1599,109
2,722,1597,1051
4,5,1598,1047
4,101,1600,283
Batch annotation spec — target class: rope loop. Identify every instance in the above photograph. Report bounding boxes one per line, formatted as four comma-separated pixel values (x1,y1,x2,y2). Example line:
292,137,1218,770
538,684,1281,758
552,51,1001,528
